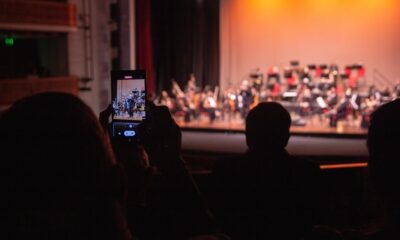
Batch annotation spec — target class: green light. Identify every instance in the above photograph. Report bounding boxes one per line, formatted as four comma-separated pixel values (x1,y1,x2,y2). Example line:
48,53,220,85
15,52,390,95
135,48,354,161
5,37,14,46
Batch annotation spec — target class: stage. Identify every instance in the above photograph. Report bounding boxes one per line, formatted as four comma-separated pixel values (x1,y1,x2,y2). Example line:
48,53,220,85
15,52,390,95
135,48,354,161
177,114,368,158
180,128,368,157
175,114,368,136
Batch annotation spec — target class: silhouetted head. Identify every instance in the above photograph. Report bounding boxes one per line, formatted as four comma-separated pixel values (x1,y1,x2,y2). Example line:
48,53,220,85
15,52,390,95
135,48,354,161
246,102,291,152
0,92,130,240
367,99,400,206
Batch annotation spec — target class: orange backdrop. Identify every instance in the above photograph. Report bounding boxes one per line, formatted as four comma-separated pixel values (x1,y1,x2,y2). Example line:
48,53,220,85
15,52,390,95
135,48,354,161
220,0,400,90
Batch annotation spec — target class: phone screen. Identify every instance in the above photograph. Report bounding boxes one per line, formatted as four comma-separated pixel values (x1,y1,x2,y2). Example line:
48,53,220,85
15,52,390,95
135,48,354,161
111,70,146,140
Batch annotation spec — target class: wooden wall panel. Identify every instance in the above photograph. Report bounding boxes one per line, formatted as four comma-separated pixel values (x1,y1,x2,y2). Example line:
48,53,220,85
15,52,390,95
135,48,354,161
0,76,79,106
0,0,76,27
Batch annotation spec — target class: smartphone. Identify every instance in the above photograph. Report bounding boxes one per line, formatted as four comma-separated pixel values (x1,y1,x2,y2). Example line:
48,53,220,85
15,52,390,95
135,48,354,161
111,70,146,141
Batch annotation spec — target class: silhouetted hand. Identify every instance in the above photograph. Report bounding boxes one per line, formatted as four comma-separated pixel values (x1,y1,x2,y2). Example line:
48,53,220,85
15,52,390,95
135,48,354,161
139,101,183,173
99,102,183,173
99,105,150,171
99,104,113,131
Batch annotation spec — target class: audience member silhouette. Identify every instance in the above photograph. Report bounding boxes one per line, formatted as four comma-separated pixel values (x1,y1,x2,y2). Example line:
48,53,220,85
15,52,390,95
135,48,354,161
212,102,320,240
1,93,132,240
100,102,228,240
365,99,400,240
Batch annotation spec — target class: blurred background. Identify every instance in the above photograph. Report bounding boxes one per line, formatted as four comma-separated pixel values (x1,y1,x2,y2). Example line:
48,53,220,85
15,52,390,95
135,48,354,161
1,0,399,233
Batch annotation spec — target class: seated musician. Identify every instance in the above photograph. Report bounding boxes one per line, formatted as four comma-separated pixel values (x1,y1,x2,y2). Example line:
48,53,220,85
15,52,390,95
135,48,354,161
202,90,218,123
133,90,146,119
238,80,253,119
392,80,400,98
319,69,332,91
336,95,353,120
126,93,135,118
285,69,298,91
299,67,312,86
187,90,200,119
325,87,338,108
250,68,264,92
168,78,196,122
185,73,199,94
156,90,175,111
328,93,355,127
267,66,280,90
271,82,281,100
360,95,379,129
221,89,237,121
174,93,196,123
297,87,312,117
249,87,260,110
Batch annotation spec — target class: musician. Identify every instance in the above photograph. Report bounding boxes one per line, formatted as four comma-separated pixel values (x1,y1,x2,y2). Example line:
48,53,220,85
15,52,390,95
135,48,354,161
328,91,356,127
156,90,175,111
299,86,312,102
299,67,312,86
134,90,145,118
250,68,264,92
314,96,329,115
340,94,355,118
362,95,379,113
297,87,312,117
169,78,193,121
325,87,338,108
221,89,237,121
329,64,339,72
187,90,200,119
267,66,280,90
393,80,400,98
238,80,253,119
369,85,382,101
285,69,298,91
319,68,331,91
381,87,391,99
249,87,259,109
118,97,127,117
202,90,218,123
175,94,196,123
126,93,135,118
185,73,199,94
359,94,379,129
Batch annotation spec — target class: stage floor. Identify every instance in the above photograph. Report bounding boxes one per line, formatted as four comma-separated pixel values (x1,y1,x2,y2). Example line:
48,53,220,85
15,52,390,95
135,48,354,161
175,114,367,136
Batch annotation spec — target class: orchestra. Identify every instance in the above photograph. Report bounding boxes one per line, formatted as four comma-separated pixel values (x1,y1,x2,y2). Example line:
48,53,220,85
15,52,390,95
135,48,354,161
155,63,397,129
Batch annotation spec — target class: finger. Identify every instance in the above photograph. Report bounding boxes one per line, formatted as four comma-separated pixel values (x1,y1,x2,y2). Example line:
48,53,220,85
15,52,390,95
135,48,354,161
99,104,112,129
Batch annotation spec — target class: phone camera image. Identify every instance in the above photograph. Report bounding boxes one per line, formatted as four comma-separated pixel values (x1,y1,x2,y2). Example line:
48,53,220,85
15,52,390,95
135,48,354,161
112,78,146,121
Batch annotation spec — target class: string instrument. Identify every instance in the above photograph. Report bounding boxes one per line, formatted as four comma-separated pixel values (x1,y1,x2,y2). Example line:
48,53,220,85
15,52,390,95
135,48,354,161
186,92,200,110
213,86,219,100
172,80,184,97
228,93,236,111
250,93,259,109
213,86,220,108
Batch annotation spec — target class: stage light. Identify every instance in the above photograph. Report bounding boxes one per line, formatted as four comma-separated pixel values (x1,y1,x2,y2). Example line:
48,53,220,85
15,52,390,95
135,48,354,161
4,37,14,46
